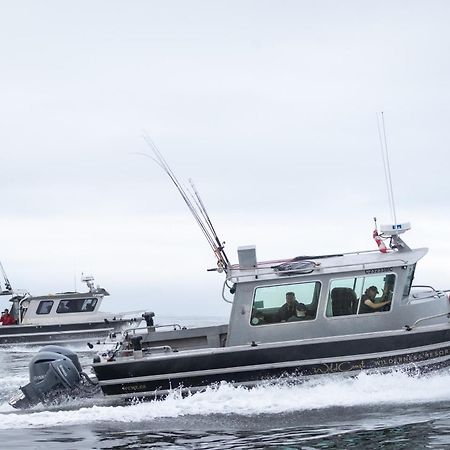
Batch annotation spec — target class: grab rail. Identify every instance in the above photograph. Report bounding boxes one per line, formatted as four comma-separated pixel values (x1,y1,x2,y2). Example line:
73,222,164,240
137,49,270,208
123,323,183,336
221,281,234,304
228,248,402,270
404,312,450,331
410,285,447,301
226,258,409,283
143,345,173,354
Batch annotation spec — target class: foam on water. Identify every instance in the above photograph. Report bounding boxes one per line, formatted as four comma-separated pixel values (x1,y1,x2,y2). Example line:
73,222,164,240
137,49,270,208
0,345,45,354
0,369,449,430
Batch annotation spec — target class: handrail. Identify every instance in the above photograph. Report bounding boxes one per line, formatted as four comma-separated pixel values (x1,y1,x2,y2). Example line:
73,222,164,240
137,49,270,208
228,248,399,270
410,285,447,300
155,323,182,331
123,323,182,336
221,281,233,304
411,285,437,291
111,309,147,317
143,345,173,353
404,312,450,331
226,258,409,283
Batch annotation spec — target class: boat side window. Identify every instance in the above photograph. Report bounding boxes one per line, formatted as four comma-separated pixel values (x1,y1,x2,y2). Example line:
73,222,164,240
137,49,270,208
326,273,396,317
36,301,54,315
250,281,321,326
57,298,98,313
403,264,416,297
81,298,97,312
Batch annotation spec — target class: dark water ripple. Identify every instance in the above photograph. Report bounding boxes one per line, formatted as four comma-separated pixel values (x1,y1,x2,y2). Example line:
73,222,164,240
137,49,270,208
2,406,448,449
1,338,450,448
85,417,449,450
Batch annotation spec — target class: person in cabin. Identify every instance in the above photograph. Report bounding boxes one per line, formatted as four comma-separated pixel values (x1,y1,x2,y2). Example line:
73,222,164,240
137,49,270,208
0,308,16,325
278,292,308,322
358,286,391,314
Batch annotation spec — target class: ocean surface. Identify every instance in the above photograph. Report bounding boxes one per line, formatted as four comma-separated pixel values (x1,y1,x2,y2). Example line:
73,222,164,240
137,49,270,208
1,317,450,449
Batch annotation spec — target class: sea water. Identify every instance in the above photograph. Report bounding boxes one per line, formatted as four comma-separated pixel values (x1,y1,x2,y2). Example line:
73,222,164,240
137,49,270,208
0,317,450,449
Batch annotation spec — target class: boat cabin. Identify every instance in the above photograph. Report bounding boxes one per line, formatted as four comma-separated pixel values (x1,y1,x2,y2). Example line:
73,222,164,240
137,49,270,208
225,244,448,346
15,288,109,325
2,276,111,325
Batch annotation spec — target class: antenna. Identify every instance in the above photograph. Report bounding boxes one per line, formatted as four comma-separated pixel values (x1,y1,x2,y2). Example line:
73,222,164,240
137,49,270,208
377,112,397,225
374,113,411,252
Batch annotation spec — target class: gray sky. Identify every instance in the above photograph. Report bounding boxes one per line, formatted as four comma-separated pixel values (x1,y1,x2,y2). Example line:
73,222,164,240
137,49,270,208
0,1,449,317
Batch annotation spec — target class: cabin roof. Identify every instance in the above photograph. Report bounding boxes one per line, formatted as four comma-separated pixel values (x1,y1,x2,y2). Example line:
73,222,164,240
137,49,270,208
25,288,109,302
228,247,428,283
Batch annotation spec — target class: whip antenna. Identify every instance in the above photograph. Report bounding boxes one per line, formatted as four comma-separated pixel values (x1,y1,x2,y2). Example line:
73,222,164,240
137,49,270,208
377,112,397,225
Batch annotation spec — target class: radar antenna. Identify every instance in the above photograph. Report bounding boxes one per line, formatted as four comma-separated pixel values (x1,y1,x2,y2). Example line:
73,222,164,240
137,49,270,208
81,274,96,292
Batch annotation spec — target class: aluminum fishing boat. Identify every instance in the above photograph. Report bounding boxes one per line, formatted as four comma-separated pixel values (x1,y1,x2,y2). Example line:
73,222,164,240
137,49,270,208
89,223,450,401
0,273,144,346
9,146,450,408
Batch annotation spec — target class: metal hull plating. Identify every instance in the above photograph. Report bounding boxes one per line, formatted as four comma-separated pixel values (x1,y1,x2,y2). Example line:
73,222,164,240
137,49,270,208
94,326,450,399
0,319,130,346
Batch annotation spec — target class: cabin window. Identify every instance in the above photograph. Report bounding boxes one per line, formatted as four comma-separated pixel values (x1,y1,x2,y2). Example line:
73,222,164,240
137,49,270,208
56,298,98,314
326,273,396,317
403,264,416,297
250,281,321,326
36,300,54,315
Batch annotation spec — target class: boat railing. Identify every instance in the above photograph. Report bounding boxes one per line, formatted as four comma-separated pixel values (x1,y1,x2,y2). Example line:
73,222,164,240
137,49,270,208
225,257,409,284
410,285,447,301
404,312,450,331
124,323,183,336
143,345,173,354
114,309,146,315
228,248,396,271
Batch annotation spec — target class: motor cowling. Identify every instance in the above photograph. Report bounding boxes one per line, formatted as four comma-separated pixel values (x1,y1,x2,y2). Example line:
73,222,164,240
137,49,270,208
9,346,82,409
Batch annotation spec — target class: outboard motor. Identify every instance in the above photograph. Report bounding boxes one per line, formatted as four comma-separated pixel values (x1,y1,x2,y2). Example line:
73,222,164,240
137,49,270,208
9,345,96,409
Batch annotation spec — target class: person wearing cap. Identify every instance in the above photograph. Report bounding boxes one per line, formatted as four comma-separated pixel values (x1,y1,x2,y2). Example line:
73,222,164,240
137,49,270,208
278,292,308,322
0,308,16,325
358,286,391,314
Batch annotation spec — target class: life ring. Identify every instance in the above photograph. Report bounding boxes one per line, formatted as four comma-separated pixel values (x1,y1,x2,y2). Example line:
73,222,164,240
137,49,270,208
373,230,388,253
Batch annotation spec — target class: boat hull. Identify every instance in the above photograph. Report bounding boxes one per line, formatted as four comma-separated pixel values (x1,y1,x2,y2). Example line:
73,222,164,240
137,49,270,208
93,326,450,398
0,319,132,346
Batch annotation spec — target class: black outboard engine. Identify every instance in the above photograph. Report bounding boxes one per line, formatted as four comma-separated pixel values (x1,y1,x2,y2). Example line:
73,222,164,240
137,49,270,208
9,345,90,409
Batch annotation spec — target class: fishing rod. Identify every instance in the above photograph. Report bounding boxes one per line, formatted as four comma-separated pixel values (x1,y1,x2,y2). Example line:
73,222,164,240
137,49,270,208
0,261,12,292
135,139,217,252
136,135,230,271
188,179,230,266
